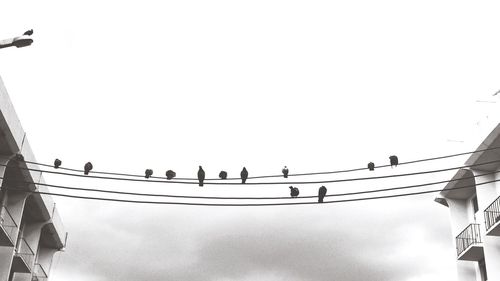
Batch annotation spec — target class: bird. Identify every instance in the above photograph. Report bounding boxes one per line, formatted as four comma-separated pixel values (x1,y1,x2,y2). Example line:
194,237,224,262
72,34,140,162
289,186,299,198
165,170,176,180
367,162,375,171
219,171,228,180
318,186,327,203
240,167,248,184
15,154,24,161
84,162,93,175
23,29,33,36
145,169,153,179
198,166,205,187
389,155,399,167
54,159,62,169
282,166,289,178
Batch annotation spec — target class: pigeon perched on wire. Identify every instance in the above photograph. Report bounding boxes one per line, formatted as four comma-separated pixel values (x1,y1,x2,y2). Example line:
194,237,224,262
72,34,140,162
219,171,228,180
145,169,153,179
367,162,375,171
23,29,33,36
198,166,205,187
165,170,176,180
240,167,248,184
289,186,299,198
54,159,62,169
318,186,327,203
282,166,289,178
84,162,93,175
389,155,399,168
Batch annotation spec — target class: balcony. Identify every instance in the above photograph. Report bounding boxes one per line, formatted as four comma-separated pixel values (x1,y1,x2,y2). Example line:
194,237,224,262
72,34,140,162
456,223,484,261
12,238,35,273
0,206,17,246
32,263,48,281
485,195,500,236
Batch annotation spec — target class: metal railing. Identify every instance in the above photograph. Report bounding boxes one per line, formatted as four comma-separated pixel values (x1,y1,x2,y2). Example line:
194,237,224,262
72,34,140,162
0,206,18,243
15,238,35,271
456,223,482,257
485,195,500,231
32,263,48,281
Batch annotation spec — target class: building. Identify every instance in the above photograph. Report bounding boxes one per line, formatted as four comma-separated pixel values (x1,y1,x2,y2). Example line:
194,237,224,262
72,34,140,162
0,76,66,281
436,123,500,281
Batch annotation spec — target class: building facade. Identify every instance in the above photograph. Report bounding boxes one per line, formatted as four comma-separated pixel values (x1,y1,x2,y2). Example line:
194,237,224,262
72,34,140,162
437,123,500,281
0,77,66,281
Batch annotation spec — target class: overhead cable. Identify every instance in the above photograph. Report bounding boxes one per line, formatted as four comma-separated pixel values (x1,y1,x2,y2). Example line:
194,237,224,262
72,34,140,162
3,178,499,206
21,145,500,180
4,159,500,186
1,170,498,200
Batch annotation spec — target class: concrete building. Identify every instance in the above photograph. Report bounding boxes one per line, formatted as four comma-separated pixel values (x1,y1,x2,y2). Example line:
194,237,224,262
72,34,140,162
437,123,500,281
0,76,66,281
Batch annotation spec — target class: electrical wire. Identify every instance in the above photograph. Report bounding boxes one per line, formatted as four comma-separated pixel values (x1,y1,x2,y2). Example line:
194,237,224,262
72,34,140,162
3,178,499,206
20,145,500,180
1,169,498,200
5,158,500,185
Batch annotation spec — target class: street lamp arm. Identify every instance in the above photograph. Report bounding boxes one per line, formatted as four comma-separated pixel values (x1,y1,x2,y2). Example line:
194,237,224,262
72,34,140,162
0,30,34,49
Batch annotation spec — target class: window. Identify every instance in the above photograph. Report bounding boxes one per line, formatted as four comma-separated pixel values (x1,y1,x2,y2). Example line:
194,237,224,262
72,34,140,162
479,258,488,281
473,196,479,214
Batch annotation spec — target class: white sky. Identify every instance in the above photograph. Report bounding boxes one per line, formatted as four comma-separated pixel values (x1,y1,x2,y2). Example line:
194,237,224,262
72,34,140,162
1,0,500,280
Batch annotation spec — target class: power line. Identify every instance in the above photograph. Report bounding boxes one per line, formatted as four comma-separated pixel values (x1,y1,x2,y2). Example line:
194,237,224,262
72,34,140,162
20,145,500,180
4,178,499,206
2,169,498,200
6,159,500,185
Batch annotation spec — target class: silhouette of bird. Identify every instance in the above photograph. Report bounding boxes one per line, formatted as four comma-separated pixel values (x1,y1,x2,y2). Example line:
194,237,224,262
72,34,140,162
165,170,176,180
198,166,205,187
219,171,228,180
367,162,375,171
23,29,33,36
240,167,248,184
282,166,289,178
84,162,93,175
54,159,62,169
389,155,399,167
289,186,299,198
318,186,327,203
15,154,24,161
145,169,153,179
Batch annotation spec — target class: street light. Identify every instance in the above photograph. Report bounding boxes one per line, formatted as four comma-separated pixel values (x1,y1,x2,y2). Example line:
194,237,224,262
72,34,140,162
0,30,33,49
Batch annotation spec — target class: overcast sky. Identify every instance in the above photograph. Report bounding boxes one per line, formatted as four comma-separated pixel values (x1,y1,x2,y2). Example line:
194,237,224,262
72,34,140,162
1,0,500,280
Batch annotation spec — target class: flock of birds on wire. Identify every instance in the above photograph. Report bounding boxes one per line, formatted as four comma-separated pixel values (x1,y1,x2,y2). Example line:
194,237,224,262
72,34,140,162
50,155,399,203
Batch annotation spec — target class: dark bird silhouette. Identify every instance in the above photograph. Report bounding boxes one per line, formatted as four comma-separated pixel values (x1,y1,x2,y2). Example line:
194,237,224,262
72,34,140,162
165,170,176,180
367,162,375,171
198,166,205,187
54,159,62,169
240,167,248,184
84,162,93,175
15,154,24,161
289,186,299,198
282,166,289,178
23,29,33,36
219,171,228,180
389,155,399,168
145,169,153,179
318,186,327,203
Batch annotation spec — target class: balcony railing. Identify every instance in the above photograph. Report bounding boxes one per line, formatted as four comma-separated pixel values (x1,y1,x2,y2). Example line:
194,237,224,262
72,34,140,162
0,206,18,245
15,238,35,271
32,263,48,281
456,223,482,258
485,195,500,233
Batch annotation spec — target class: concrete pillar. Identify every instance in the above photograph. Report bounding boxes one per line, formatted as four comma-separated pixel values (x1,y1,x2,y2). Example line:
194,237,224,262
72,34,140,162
472,170,500,281
11,221,46,281
447,198,478,281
